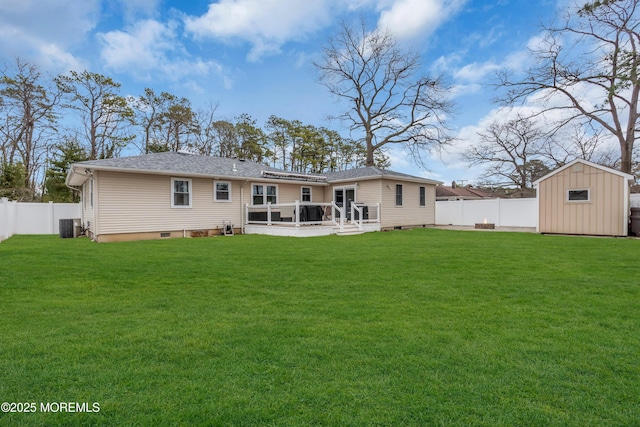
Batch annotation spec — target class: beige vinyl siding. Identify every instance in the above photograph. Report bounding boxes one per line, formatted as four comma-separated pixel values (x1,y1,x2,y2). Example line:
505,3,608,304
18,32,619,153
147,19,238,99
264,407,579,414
247,182,325,205
96,171,243,235
353,180,381,204
326,179,436,228
378,179,435,228
272,183,324,204
538,163,627,236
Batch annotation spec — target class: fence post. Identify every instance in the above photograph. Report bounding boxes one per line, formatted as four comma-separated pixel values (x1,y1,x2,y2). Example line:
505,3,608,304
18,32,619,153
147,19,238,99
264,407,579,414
295,200,300,227
0,198,7,241
48,201,55,234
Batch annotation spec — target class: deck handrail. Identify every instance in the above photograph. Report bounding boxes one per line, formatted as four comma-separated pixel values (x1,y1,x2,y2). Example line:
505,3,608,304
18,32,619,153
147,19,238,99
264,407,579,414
245,201,379,228
351,204,363,231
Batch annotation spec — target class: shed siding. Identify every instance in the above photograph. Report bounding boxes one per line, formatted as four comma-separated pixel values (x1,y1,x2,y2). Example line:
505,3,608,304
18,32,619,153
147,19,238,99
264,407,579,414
538,163,627,236
97,171,243,235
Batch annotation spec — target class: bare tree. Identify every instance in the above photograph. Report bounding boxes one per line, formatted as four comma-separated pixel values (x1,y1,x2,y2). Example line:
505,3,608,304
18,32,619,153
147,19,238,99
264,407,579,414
191,102,219,155
464,115,551,189
131,88,172,154
0,59,60,190
314,19,455,167
540,123,618,168
57,71,134,159
498,0,640,174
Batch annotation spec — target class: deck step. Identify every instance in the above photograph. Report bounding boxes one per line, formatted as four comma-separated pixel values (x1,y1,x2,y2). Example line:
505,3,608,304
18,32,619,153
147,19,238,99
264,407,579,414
335,226,364,236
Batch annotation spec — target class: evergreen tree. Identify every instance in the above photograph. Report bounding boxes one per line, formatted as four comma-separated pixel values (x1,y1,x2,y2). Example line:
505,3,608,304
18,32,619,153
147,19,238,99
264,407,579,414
0,162,32,201
43,137,89,202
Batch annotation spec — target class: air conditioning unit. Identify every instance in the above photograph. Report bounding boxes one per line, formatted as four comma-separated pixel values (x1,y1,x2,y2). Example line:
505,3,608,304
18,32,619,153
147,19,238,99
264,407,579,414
59,219,74,238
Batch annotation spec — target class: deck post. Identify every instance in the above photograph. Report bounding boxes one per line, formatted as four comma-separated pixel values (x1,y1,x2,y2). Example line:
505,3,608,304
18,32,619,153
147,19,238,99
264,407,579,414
295,200,300,227
267,202,272,225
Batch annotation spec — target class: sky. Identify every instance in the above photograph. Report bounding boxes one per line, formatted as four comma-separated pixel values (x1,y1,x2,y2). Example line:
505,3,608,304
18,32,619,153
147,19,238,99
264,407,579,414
0,0,562,185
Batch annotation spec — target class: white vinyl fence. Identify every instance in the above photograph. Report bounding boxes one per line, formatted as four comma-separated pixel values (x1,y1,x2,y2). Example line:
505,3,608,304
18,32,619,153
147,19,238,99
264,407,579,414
436,198,538,228
0,198,82,242
1,195,638,241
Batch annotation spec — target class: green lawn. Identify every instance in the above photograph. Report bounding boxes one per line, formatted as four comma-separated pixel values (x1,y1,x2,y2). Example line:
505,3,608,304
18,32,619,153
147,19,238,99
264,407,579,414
1,229,639,426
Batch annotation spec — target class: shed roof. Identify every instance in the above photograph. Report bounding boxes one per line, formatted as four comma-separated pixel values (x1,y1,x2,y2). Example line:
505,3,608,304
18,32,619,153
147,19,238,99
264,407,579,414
533,158,635,186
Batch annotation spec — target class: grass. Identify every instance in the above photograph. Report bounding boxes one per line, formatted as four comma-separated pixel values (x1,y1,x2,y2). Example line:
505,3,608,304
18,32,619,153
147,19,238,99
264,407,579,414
1,229,639,426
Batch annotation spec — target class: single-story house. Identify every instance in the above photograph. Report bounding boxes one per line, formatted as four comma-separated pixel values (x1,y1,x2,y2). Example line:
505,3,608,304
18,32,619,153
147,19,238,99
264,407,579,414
65,151,441,242
534,159,635,237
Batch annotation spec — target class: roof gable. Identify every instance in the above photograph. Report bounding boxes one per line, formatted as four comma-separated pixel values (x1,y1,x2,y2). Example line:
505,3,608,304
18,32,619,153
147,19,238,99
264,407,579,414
533,159,635,185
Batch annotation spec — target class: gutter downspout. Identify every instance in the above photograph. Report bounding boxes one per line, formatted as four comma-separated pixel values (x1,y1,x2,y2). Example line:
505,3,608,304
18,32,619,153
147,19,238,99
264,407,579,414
241,180,249,234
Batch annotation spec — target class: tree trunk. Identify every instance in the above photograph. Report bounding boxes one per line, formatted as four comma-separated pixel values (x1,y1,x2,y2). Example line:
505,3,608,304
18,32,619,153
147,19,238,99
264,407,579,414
365,132,374,166
620,138,633,174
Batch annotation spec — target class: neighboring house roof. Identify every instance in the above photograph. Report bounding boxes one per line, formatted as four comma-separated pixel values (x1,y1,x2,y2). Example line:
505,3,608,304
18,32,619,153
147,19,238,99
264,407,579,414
533,158,635,185
325,166,442,185
66,152,442,187
436,185,502,200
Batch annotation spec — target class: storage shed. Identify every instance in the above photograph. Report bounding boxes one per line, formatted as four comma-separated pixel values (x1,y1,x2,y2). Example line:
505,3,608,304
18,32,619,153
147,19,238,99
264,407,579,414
534,159,635,237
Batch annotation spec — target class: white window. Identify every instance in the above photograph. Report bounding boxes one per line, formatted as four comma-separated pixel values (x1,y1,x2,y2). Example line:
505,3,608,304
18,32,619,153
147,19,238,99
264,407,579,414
396,184,403,206
252,184,277,205
172,178,192,208
567,189,590,202
419,186,426,207
214,181,231,202
301,186,312,202
89,178,93,208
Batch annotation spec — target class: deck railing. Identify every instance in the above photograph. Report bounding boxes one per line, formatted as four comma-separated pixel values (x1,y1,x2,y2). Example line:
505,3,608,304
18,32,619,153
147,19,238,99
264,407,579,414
245,201,380,231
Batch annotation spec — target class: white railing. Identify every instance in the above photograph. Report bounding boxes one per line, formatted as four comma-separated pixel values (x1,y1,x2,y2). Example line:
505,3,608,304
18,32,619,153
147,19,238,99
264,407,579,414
245,201,380,232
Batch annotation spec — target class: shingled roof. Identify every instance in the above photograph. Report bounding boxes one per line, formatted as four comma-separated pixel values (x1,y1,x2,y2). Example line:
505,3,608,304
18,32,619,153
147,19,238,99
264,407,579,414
67,151,441,186
325,166,442,184
67,151,301,186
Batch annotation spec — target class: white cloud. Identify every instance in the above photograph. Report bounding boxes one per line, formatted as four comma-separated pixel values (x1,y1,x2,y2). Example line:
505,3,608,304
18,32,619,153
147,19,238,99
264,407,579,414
376,0,467,41
0,0,99,72
454,61,500,83
184,0,336,61
182,0,466,61
99,20,177,73
115,0,162,21
98,19,233,88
